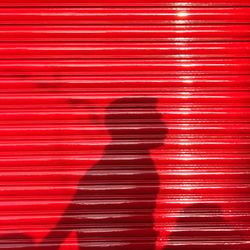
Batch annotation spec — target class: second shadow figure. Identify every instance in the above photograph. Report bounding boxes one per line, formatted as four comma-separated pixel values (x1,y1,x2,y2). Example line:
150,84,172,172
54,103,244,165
40,97,167,250
164,203,244,250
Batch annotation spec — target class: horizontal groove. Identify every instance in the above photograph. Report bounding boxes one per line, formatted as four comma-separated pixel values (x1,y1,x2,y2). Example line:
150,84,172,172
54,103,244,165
0,223,249,229
0,120,249,125
0,108,249,113
0,241,247,247
0,124,249,130
0,88,250,94
0,91,248,97
0,150,250,156
0,59,250,75
0,126,248,136
0,25,249,42
0,75,249,86
1,165,249,170
0,155,248,160
0,181,249,186
1,42,250,59
0,8,250,25
0,170,249,176
0,225,247,231
1,211,250,216
0,198,250,206
0,115,250,123
0,121,249,126
0,150,248,156
3,224,248,230
1,0,250,7
0,107,250,113
2,208,250,214
0,93,249,98
0,135,248,140
1,185,249,190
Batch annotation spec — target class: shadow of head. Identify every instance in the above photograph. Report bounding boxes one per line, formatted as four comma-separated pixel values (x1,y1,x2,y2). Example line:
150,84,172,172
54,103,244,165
105,97,167,149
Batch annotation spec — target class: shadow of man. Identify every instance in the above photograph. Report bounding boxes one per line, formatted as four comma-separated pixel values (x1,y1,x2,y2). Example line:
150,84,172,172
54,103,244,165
164,203,245,250
39,97,167,250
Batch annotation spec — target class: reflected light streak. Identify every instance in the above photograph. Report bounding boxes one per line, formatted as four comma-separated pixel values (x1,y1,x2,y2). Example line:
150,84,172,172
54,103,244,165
177,11,189,18
179,91,192,99
175,9,190,24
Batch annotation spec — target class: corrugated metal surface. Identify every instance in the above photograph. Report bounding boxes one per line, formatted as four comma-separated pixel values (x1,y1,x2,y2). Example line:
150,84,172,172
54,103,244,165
0,1,249,250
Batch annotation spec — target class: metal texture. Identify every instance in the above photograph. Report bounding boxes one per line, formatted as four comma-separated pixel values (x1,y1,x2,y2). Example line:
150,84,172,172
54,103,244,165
0,1,249,250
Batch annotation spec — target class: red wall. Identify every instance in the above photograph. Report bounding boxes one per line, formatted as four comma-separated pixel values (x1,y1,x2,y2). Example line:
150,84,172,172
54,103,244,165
0,1,249,250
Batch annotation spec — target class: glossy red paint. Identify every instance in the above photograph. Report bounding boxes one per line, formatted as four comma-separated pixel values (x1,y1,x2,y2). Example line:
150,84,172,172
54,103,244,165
1,8,250,24
1,25,250,42
1,42,250,59
0,1,249,250
0,0,250,6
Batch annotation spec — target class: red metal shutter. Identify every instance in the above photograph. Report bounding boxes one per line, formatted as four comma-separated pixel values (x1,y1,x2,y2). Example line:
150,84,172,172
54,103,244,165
0,1,249,250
